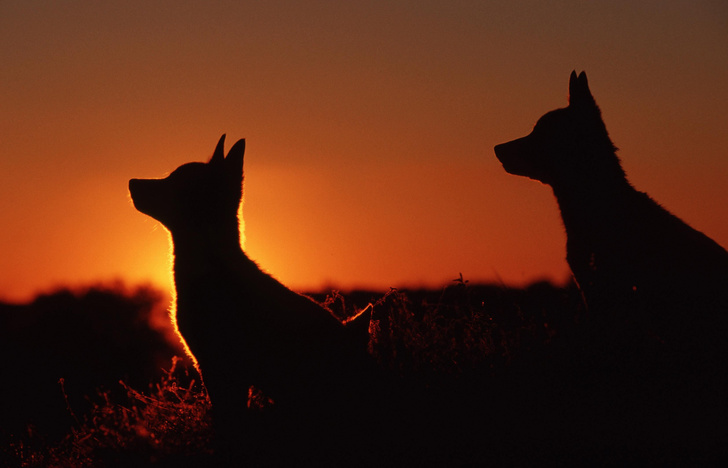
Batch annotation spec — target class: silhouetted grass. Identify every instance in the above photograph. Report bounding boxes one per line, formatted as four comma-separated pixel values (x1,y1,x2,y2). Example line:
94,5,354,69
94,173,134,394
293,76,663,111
2,279,599,466
10,358,212,468
5,277,726,465
315,279,582,379
0,284,190,452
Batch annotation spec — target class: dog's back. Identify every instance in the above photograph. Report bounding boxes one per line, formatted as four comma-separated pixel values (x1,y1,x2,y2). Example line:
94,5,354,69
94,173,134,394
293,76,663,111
129,136,381,464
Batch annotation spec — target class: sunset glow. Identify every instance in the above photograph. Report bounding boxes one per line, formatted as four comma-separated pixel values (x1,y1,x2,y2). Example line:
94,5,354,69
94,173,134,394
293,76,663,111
2,1,727,302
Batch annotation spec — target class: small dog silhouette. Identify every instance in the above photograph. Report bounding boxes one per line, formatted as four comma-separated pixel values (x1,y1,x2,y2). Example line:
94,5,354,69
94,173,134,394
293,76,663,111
129,136,377,464
495,72,728,454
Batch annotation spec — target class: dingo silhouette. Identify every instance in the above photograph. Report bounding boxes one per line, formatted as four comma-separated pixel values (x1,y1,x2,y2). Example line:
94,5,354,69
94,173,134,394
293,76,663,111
495,72,728,328
129,136,378,464
495,72,728,456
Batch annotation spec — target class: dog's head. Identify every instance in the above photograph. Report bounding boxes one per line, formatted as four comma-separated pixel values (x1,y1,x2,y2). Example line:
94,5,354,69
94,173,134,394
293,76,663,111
129,135,245,232
494,71,617,187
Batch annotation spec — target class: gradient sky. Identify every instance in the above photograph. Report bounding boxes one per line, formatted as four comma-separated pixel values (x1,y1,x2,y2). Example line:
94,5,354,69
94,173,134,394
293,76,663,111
2,1,727,302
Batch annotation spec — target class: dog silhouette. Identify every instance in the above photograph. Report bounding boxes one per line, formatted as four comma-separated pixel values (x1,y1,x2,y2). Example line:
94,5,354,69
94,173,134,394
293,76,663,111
495,71,728,327
129,136,379,465
495,72,728,457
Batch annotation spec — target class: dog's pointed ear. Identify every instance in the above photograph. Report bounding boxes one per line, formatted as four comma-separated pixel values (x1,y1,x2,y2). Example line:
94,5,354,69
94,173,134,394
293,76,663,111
577,71,593,100
569,71,596,108
225,138,245,175
569,70,578,95
210,134,226,165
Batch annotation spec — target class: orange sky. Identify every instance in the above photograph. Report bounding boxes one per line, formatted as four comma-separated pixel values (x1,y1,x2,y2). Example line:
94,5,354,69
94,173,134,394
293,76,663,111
2,1,727,302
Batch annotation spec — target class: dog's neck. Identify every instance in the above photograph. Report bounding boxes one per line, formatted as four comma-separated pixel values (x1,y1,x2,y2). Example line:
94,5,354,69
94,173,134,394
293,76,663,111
170,217,247,280
550,150,633,238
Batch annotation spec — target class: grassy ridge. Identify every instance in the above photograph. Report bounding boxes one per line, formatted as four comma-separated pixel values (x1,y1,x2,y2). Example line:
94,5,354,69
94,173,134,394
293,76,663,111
6,279,714,466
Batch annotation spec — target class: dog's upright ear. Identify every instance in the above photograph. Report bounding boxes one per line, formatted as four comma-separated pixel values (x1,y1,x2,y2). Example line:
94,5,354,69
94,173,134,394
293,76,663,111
210,134,227,165
208,134,243,182
568,71,596,109
225,139,245,177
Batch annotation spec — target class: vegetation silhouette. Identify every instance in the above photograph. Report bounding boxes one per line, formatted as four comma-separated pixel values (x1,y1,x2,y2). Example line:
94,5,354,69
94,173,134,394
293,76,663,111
496,71,728,458
6,278,724,465
0,285,185,456
5,281,594,467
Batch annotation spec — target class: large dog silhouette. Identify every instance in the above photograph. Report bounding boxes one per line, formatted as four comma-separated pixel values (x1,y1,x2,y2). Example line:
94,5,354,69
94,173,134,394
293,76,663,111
495,72,728,458
129,136,379,465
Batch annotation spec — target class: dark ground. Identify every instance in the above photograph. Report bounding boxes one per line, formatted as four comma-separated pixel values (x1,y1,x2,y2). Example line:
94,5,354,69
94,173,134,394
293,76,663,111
1,280,725,466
